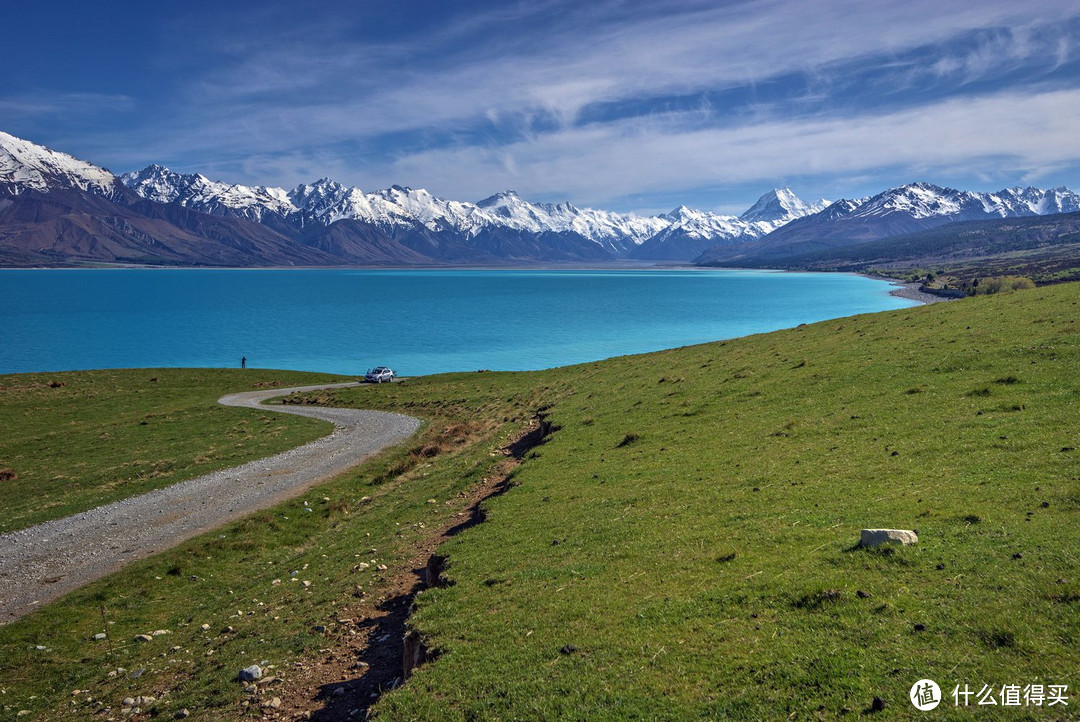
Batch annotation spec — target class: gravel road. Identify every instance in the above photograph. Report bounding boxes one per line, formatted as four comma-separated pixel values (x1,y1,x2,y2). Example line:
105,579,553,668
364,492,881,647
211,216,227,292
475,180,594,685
0,382,419,624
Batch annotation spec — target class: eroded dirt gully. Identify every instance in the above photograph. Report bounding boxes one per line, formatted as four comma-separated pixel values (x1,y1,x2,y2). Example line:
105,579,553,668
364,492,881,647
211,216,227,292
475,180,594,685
276,414,557,721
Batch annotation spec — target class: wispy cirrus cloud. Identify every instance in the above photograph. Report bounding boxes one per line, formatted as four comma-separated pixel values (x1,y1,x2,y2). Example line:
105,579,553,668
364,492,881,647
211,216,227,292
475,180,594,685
0,92,135,119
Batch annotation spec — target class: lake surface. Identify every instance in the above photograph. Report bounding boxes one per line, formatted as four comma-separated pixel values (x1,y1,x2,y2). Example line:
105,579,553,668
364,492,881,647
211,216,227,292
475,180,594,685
0,268,916,376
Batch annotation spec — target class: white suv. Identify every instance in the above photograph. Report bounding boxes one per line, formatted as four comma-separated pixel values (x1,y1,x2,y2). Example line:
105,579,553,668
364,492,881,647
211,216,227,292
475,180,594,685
365,367,395,383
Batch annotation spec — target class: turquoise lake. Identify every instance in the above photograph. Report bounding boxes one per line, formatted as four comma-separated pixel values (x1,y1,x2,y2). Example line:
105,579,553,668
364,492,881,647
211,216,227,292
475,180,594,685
0,268,917,376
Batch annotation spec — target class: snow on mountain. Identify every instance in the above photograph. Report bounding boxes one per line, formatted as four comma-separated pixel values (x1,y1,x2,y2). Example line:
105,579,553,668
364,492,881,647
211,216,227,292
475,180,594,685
661,205,757,240
120,165,296,222
290,180,418,229
121,166,673,250
372,185,490,234
0,130,117,196
631,189,831,260
118,157,843,258
845,182,976,220
985,186,1080,216
699,181,1080,266
821,182,1080,224
739,187,829,224
476,191,669,252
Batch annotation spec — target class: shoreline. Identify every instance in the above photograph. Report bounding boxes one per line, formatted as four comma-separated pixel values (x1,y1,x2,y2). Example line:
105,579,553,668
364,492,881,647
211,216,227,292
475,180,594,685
852,272,954,305
886,281,954,305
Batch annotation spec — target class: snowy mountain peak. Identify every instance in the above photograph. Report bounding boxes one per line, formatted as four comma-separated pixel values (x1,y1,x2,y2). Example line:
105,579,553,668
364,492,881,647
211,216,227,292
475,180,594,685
665,205,698,219
740,187,828,223
120,164,193,204
0,130,117,196
288,178,346,204
476,190,522,208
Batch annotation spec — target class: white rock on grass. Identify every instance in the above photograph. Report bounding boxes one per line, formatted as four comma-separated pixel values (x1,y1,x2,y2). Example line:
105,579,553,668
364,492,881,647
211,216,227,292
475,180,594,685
860,529,918,547
239,665,263,682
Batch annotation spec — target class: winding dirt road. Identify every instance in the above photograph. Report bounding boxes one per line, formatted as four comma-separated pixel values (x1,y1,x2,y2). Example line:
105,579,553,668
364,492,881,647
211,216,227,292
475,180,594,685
0,382,419,624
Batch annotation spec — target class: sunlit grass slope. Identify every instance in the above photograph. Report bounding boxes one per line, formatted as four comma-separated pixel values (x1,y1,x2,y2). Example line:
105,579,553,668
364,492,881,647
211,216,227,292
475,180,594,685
366,283,1080,719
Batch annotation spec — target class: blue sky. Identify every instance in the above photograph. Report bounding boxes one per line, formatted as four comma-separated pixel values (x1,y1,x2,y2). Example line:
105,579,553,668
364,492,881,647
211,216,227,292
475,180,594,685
3,0,1080,214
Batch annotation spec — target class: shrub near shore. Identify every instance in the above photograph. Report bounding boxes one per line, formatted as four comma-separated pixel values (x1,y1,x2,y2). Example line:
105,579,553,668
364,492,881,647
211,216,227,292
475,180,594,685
1,284,1078,719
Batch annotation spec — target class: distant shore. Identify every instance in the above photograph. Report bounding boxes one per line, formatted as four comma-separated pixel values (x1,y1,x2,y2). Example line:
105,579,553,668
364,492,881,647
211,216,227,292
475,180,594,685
884,280,953,305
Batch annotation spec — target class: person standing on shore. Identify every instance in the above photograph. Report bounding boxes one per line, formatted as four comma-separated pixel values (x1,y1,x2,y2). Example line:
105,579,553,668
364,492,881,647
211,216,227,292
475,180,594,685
241,356,247,369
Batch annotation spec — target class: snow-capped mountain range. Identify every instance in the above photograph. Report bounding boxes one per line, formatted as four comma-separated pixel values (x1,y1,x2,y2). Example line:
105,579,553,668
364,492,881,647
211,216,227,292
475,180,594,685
834,182,1080,221
699,181,1080,265
2,129,1078,268
118,163,811,256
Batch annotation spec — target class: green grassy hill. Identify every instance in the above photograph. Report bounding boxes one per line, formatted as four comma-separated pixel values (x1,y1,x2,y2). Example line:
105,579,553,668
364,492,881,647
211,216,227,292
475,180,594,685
1,285,1078,720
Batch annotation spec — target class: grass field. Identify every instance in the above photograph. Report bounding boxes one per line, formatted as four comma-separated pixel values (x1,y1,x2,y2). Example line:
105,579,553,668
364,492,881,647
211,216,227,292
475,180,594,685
0,369,346,533
1,285,1078,719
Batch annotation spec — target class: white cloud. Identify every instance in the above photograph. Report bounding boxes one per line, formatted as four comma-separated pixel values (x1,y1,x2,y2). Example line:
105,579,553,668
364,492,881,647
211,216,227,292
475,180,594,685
375,88,1080,204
